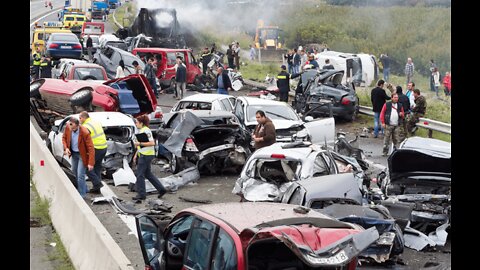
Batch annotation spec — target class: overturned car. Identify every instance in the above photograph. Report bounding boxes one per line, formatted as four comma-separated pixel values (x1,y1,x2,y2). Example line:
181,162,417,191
378,136,451,235
30,74,157,132
156,110,251,174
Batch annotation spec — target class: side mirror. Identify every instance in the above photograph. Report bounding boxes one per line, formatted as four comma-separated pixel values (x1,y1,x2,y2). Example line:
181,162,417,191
304,116,314,122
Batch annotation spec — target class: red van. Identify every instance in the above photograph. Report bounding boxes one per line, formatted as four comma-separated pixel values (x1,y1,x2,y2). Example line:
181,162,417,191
132,48,202,89
81,22,105,38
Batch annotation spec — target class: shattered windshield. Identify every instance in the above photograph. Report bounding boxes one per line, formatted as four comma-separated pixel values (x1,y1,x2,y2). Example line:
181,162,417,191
247,105,299,122
252,159,301,184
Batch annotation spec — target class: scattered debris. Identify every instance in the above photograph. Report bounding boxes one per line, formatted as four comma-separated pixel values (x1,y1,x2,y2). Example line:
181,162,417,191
30,217,42,227
179,196,212,204
293,206,310,214
147,199,173,212
112,159,135,186
49,242,57,247
404,225,437,251
91,197,110,205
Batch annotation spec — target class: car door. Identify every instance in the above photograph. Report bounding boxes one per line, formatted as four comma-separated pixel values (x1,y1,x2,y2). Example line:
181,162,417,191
135,214,166,270
303,117,335,146
183,217,218,270
51,118,71,167
233,99,246,129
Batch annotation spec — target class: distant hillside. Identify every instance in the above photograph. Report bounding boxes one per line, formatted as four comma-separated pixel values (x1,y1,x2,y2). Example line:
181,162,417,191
326,0,451,7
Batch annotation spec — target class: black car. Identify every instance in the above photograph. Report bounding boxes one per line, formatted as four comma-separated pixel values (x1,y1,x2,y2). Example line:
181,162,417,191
294,69,359,121
156,110,251,174
93,45,144,79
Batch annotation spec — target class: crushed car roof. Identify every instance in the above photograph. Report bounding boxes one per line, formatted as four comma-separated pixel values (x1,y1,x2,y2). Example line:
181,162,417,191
251,142,318,160
189,202,353,233
177,93,234,102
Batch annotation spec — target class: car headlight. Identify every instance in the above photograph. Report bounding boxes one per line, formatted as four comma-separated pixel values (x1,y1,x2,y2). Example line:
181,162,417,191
296,128,308,139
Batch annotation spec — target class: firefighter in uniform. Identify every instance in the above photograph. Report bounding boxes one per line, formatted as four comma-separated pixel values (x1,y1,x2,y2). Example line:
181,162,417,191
32,48,42,80
200,47,212,75
39,55,53,78
277,65,290,102
79,111,108,194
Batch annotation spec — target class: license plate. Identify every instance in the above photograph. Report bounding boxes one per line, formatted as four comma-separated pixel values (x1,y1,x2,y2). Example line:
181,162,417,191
60,46,72,49
319,98,332,104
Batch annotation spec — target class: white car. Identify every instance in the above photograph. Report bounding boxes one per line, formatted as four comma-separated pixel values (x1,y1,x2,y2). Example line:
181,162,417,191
170,93,236,113
46,112,136,176
232,142,365,202
233,96,335,145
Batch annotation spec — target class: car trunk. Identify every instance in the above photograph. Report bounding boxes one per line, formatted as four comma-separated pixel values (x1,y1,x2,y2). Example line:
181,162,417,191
309,85,350,105
245,225,379,269
190,125,241,151
105,74,157,116
103,125,135,174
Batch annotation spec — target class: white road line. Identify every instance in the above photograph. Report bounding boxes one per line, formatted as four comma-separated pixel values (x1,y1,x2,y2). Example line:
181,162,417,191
30,8,63,27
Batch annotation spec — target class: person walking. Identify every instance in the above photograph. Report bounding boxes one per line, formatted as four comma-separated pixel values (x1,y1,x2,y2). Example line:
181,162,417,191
115,60,126,78
429,59,437,93
277,65,290,102
322,59,334,70
380,53,390,82
79,111,107,194
395,85,410,139
404,57,415,85
234,41,241,70
406,89,427,136
132,60,143,74
370,79,391,138
293,48,301,74
175,57,187,100
380,93,405,156
86,35,93,62
214,66,232,95
226,44,235,69
144,56,158,98
132,115,167,201
432,67,441,98
252,110,276,150
62,116,95,198
39,55,53,78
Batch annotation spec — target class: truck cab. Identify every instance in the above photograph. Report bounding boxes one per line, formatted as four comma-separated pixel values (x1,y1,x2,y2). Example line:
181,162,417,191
132,48,202,89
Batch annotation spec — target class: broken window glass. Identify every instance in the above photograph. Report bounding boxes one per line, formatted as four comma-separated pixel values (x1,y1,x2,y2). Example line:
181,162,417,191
185,218,216,270
211,229,237,270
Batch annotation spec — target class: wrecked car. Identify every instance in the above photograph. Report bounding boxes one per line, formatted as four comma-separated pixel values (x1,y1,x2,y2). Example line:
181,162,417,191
232,142,366,202
378,136,451,235
93,45,145,79
170,93,236,113
281,173,405,263
156,110,251,174
293,69,360,121
135,202,379,270
234,96,336,147
46,111,135,177
29,74,157,132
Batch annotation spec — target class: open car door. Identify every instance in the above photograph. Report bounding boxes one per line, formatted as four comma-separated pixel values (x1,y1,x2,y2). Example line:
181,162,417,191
135,214,165,270
303,117,335,146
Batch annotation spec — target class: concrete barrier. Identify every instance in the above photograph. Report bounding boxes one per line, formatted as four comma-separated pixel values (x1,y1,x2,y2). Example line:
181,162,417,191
30,121,134,270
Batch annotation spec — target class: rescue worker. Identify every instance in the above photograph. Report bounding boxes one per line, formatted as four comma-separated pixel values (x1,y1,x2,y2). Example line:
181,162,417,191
39,55,53,79
32,48,42,80
277,65,290,102
200,47,212,75
79,111,107,194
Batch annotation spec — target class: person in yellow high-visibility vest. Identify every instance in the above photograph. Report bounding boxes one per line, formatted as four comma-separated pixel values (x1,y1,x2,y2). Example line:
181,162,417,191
79,111,107,194
132,115,167,201
32,48,42,80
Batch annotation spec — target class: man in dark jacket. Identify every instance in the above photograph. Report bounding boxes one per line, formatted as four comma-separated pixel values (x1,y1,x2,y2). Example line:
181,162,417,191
86,35,93,62
371,79,391,138
277,65,290,102
39,55,53,78
395,85,410,138
144,56,158,97
322,59,334,70
380,93,404,156
214,66,232,95
226,44,235,69
200,47,212,75
252,110,276,150
293,48,301,74
406,89,427,136
175,57,187,100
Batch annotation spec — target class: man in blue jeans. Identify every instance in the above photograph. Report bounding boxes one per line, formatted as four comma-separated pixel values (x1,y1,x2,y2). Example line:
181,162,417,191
213,66,232,94
370,79,391,138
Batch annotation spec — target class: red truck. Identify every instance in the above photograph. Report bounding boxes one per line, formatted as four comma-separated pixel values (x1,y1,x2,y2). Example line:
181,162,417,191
81,22,105,39
132,48,202,89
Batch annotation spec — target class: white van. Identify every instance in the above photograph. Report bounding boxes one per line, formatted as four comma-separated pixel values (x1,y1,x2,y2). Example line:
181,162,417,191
317,50,379,87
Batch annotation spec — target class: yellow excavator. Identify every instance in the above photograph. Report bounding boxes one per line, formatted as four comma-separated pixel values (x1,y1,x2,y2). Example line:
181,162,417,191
254,20,288,62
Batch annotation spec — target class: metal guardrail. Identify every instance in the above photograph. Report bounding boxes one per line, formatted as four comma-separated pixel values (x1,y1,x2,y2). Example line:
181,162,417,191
359,106,451,137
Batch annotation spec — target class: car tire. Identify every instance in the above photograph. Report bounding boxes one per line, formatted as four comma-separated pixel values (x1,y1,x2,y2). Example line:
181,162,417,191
69,88,93,106
30,80,44,98
169,154,181,174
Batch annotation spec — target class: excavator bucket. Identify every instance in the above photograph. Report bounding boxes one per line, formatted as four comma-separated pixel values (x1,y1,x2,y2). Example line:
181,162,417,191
258,48,288,63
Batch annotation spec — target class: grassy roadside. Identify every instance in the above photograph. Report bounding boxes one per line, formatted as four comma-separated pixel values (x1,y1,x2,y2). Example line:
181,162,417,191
30,166,75,270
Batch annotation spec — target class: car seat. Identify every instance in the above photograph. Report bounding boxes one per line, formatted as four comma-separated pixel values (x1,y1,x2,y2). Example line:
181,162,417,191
111,81,140,115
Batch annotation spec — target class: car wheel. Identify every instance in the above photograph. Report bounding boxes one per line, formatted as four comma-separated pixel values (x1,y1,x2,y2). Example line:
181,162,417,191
30,80,44,98
69,88,93,106
169,154,181,174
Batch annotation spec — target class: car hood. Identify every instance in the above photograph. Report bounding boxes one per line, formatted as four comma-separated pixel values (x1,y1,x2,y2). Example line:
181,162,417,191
245,225,379,267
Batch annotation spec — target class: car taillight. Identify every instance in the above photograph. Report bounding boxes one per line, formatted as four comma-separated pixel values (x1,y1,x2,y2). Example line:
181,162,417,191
185,138,198,152
154,111,163,119
144,266,153,270
49,44,59,49
73,44,82,49
341,97,351,105
271,154,285,159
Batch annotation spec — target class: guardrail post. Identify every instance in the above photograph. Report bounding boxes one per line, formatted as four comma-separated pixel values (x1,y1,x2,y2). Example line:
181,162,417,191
428,130,433,138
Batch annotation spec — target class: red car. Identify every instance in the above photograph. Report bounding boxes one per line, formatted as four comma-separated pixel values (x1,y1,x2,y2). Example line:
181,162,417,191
135,202,379,270
30,74,157,130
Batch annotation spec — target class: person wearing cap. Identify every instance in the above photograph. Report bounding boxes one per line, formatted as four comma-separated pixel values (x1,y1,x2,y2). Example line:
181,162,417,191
277,65,290,102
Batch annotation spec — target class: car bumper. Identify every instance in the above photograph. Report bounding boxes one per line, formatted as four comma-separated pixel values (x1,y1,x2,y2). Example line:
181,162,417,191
309,103,356,118
47,49,82,59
